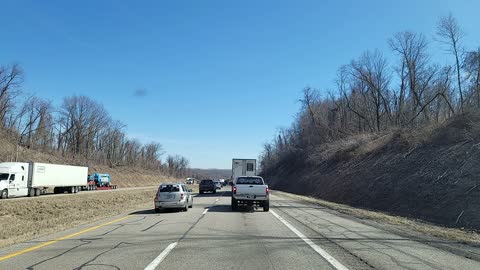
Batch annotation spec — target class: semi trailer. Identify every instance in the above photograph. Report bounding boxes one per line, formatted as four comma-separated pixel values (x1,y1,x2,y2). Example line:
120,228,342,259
0,162,88,199
231,158,256,181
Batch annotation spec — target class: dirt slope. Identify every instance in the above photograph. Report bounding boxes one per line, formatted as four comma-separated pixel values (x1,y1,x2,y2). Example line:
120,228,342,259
0,133,177,187
268,113,480,229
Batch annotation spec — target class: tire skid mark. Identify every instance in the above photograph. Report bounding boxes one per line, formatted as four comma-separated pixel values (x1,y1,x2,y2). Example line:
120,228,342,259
25,239,92,270
142,220,164,232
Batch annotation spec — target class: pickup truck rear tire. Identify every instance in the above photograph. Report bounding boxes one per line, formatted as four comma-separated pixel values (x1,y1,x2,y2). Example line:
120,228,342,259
213,190,216,194
199,190,204,194
263,200,270,212
231,197,238,211
155,208,160,213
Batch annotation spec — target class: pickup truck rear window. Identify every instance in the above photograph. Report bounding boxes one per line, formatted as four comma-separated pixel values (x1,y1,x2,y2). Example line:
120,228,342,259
200,180,213,184
236,177,263,185
159,185,180,192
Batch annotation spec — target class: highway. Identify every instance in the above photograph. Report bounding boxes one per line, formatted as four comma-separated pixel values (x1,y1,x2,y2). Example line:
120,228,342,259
1,188,480,270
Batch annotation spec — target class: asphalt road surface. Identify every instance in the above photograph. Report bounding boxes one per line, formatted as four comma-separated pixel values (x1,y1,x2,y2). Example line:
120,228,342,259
1,187,480,270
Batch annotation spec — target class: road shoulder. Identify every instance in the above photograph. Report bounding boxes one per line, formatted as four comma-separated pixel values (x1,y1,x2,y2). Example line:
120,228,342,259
272,190,480,262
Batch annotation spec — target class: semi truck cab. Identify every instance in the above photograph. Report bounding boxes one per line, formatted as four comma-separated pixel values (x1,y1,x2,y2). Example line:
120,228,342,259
0,162,29,198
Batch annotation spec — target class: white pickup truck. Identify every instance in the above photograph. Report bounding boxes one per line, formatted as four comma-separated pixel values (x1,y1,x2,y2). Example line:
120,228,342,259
231,176,269,211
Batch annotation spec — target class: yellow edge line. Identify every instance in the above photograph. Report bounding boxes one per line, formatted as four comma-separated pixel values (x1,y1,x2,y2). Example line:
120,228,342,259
0,216,129,262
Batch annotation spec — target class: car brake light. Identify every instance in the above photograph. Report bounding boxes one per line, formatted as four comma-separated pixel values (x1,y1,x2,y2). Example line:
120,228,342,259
233,186,237,194
180,193,184,200
266,186,269,194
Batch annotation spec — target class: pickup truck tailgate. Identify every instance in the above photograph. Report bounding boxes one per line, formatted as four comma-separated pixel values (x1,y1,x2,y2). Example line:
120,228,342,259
235,185,267,198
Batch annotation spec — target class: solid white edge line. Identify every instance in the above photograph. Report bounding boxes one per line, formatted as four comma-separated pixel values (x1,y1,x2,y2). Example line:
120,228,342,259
270,210,350,270
202,208,209,215
144,242,178,270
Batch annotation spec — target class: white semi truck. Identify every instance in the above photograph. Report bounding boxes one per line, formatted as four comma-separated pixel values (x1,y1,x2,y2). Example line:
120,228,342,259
0,162,88,199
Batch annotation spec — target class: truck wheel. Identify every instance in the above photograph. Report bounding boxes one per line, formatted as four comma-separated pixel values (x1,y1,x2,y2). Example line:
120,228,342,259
35,188,41,196
231,197,238,211
29,188,35,197
155,208,161,213
184,202,188,212
69,187,75,194
199,190,203,194
1,189,7,199
213,190,216,194
263,201,270,212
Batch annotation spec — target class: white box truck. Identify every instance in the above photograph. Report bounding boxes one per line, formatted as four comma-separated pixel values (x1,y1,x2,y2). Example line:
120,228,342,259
0,162,88,199
231,158,257,181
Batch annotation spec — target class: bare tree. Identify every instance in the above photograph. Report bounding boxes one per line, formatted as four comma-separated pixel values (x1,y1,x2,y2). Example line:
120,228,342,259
464,48,480,107
437,13,465,112
0,64,23,128
350,50,392,131
166,155,190,177
389,31,433,122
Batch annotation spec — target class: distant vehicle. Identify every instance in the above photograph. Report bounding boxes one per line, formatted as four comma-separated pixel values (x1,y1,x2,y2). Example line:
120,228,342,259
218,179,226,186
186,178,195,185
0,162,88,199
231,176,269,212
89,173,111,187
232,159,256,181
154,183,193,213
199,179,216,194
214,180,222,189
84,173,117,191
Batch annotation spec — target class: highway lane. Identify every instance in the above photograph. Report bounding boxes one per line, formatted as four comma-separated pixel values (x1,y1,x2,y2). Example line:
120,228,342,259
1,187,480,270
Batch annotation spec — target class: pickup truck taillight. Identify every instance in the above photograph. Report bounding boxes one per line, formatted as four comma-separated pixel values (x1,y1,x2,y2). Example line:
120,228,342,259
266,186,269,194
233,186,237,195
154,190,159,199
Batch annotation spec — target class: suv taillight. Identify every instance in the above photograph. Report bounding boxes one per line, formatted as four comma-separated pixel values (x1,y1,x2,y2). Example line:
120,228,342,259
266,186,269,194
180,193,184,200
233,186,237,194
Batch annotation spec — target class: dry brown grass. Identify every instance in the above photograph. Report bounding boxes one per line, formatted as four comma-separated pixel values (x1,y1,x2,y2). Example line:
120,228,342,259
274,190,480,245
0,188,157,248
86,165,178,188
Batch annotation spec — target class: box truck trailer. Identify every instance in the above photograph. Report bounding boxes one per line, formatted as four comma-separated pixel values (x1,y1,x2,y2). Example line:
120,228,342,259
231,159,257,181
0,162,88,199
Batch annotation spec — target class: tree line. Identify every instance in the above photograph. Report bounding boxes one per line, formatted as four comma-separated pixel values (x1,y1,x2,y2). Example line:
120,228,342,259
0,65,189,177
260,14,480,176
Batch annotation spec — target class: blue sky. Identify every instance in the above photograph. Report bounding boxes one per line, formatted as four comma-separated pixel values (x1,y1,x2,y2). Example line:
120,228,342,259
1,0,479,169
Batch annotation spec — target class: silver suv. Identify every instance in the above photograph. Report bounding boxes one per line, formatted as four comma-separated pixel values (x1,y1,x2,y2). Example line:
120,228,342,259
154,183,193,213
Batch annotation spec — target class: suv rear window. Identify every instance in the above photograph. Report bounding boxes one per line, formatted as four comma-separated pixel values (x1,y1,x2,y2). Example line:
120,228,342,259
236,177,263,185
200,180,213,184
159,185,180,192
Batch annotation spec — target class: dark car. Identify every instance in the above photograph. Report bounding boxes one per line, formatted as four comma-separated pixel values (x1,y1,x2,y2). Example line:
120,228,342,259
199,179,216,194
